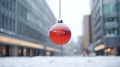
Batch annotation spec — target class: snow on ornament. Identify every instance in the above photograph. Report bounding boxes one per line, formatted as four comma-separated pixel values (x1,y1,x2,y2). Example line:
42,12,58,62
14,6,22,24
49,20,71,45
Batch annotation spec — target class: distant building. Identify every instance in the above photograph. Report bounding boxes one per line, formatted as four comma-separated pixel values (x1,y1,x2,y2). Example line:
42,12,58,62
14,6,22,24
90,0,120,56
77,36,82,54
80,15,90,54
0,0,60,57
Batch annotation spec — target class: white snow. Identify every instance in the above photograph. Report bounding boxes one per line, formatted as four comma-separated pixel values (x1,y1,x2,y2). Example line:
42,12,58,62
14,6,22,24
0,56,120,67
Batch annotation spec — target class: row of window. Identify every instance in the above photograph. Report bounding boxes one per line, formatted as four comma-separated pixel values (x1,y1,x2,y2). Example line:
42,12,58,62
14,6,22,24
0,14,46,43
103,1,117,16
0,0,27,18
105,28,118,35
17,22,46,42
0,0,16,11
0,14,15,32
105,17,117,23
17,1,27,18
104,17,118,35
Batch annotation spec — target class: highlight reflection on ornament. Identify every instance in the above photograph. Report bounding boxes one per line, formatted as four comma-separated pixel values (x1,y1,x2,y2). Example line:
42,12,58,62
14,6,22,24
49,20,71,45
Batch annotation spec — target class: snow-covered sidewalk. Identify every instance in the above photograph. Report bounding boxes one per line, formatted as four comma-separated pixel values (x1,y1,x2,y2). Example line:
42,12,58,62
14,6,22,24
0,56,120,67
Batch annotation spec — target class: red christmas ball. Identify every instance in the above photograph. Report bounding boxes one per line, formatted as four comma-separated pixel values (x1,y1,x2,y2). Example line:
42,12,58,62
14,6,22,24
49,22,71,45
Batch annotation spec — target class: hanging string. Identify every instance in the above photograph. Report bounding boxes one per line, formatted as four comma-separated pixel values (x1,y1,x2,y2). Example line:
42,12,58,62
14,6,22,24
58,0,63,23
59,0,61,19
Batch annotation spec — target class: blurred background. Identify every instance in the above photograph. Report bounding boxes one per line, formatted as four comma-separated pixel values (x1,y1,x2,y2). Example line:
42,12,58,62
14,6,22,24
0,0,120,57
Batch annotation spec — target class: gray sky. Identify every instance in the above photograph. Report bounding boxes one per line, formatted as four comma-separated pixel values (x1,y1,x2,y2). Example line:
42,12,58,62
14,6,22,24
46,0,90,39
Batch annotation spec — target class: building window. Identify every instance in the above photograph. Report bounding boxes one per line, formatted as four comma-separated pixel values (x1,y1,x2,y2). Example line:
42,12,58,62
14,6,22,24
103,1,117,16
9,18,12,31
105,17,117,23
9,0,16,11
17,2,27,18
1,14,5,29
105,28,118,35
113,18,117,24
105,30,109,35
113,28,118,34
105,19,108,23
0,0,16,11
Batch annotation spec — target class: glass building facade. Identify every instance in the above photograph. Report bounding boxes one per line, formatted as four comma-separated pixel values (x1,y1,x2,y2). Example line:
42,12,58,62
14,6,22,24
0,0,60,57
90,0,120,56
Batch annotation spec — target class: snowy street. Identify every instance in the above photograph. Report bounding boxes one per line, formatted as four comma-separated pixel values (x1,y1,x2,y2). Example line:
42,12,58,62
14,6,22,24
0,56,120,67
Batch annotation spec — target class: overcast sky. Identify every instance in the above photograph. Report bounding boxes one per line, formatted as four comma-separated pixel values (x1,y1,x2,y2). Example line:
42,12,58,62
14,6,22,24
46,0,90,39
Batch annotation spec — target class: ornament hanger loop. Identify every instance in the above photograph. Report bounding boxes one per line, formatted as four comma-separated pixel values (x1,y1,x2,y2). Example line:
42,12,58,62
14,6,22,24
58,20,63,23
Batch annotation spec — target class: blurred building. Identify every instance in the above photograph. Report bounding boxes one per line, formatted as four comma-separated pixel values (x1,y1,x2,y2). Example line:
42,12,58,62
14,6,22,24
90,0,120,56
0,0,60,57
88,15,92,44
80,15,90,54
87,15,94,54
77,36,82,54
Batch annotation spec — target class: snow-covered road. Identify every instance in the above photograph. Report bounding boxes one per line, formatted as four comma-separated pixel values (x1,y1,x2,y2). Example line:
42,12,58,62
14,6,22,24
0,56,120,67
